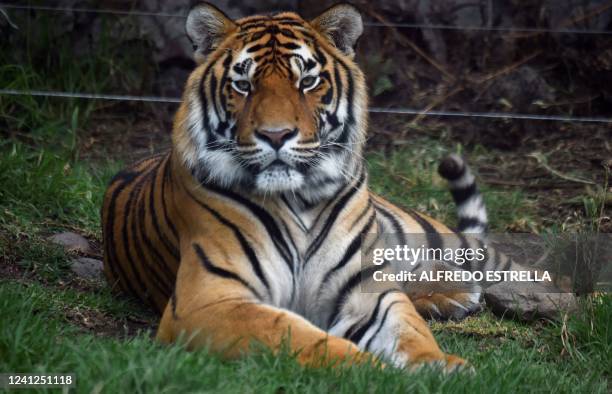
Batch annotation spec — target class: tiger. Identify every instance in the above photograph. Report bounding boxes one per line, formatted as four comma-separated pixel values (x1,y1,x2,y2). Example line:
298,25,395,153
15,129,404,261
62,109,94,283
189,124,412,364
102,2,533,371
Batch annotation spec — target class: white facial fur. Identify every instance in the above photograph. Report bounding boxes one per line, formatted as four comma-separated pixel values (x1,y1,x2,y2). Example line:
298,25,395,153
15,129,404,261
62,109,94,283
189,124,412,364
181,41,366,200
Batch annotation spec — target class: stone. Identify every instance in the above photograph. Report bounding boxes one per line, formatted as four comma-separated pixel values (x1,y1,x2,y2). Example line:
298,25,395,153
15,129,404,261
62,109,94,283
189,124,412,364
48,232,92,254
71,257,104,280
484,281,577,321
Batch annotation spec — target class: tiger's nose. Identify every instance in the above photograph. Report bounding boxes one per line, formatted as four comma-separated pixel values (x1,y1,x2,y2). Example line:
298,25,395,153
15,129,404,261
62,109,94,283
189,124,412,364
255,128,298,150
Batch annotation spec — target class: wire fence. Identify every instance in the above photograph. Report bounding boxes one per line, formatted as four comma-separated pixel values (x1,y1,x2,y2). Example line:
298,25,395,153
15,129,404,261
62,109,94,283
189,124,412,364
1,2,612,35
2,88,611,123
1,2,611,124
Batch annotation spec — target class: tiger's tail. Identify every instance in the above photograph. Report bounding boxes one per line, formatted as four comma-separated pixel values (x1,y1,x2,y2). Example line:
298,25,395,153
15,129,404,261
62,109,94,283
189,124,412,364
438,154,488,235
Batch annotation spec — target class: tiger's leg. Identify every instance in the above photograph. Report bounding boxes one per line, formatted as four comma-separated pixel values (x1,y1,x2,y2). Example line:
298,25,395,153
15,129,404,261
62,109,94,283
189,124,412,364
410,291,482,321
157,296,375,367
328,289,467,372
157,253,374,367
407,260,483,321
373,196,484,321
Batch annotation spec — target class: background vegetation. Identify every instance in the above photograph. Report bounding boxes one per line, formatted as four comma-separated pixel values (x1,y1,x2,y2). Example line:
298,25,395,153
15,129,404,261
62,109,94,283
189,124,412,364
0,1,610,393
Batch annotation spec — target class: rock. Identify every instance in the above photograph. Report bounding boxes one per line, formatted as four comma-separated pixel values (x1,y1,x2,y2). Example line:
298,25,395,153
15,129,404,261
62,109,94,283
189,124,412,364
71,257,104,280
484,281,577,321
48,232,92,255
485,66,556,112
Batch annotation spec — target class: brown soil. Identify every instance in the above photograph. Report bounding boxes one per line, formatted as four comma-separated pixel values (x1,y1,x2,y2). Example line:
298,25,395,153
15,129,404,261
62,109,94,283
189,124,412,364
370,113,612,233
0,257,157,339
79,105,611,233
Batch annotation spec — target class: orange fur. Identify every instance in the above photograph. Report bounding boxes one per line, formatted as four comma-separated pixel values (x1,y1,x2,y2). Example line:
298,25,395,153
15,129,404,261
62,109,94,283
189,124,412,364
102,4,472,372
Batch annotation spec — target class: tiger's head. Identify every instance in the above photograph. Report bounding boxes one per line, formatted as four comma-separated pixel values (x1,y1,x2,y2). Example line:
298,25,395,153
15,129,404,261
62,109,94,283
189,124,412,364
174,2,367,202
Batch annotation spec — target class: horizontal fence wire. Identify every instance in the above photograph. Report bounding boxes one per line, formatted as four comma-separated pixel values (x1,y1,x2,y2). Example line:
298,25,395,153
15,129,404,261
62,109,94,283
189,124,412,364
2,4,611,123
1,88,611,123
1,3,612,35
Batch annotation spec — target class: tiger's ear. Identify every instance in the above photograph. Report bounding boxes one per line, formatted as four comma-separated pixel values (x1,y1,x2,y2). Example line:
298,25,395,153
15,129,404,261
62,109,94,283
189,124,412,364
310,3,363,58
186,2,236,64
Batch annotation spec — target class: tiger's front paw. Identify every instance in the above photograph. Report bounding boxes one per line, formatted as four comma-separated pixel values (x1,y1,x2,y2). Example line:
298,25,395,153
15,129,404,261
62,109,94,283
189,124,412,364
442,354,473,374
412,292,482,321
407,352,472,374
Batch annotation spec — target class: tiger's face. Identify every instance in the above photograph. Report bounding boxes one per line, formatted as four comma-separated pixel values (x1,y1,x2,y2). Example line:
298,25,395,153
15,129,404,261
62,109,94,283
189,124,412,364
174,3,367,201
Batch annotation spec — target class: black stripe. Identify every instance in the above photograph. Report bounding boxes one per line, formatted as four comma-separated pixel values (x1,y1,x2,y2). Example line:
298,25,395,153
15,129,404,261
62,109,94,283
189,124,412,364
281,194,308,232
142,162,176,282
305,167,366,263
439,160,466,181
319,213,375,291
104,170,141,297
455,232,477,272
137,169,174,287
278,219,297,306
364,301,405,351
185,188,271,294
348,289,399,344
149,158,180,262
131,163,173,301
279,28,297,39
340,58,355,125
310,176,343,188
219,53,233,121
327,264,386,328
199,73,210,129
298,30,316,42
495,247,512,272
450,183,478,205
408,211,444,249
248,31,266,41
253,51,273,63
458,216,487,232
210,73,220,123
121,167,159,309
160,155,179,240
239,20,269,30
133,185,171,304
273,20,305,27
296,192,318,211
313,45,327,67
198,49,227,133
278,218,299,261
279,42,300,50
332,62,343,114
307,191,338,228
374,204,407,246
247,43,267,53
193,243,261,299
171,289,179,319
276,59,293,78
349,199,373,229
304,58,317,71
271,16,303,23
206,183,295,274
239,19,304,38
334,58,356,143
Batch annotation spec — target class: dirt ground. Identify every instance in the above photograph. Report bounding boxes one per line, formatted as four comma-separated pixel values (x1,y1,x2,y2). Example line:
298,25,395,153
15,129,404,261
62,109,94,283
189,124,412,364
80,103,612,234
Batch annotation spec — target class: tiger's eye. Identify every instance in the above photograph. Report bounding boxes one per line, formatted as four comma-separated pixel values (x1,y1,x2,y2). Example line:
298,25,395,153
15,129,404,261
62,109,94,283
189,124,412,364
232,80,251,93
300,76,318,90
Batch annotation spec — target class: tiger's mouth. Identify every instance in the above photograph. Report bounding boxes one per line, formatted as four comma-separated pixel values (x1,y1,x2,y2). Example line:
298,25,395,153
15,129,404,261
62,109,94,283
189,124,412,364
254,160,305,193
262,159,292,171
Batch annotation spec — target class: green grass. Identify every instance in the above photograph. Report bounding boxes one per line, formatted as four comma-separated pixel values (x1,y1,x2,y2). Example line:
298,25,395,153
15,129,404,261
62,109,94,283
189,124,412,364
0,10,153,148
0,7,608,392
0,138,609,393
0,281,609,393
367,143,535,231
0,142,120,235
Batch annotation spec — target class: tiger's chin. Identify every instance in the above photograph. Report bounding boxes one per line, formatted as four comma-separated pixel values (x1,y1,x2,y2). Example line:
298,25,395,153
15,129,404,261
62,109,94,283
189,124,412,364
254,166,305,193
